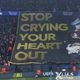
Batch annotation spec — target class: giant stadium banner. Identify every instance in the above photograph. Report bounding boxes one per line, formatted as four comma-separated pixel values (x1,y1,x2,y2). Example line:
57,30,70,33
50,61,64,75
10,11,80,64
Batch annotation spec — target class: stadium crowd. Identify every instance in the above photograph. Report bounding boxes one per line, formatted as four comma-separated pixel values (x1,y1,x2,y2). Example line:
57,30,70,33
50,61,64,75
0,0,80,73
0,0,80,11
0,16,17,65
0,14,79,73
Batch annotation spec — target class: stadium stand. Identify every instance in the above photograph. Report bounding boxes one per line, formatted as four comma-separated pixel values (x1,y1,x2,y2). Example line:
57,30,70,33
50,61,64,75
0,0,80,74
0,16,17,65
0,0,79,11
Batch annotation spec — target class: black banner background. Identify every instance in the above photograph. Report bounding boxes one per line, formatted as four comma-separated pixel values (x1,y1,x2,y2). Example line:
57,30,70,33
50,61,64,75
10,12,80,64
